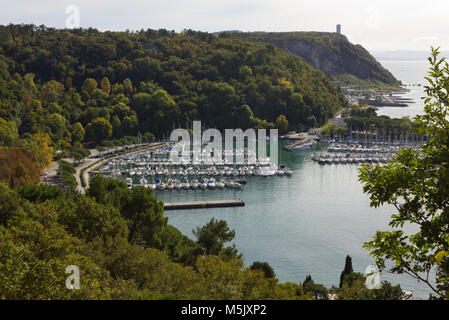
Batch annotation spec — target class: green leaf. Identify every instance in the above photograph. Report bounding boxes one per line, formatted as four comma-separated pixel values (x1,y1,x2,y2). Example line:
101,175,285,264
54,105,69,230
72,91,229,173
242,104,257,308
435,251,449,265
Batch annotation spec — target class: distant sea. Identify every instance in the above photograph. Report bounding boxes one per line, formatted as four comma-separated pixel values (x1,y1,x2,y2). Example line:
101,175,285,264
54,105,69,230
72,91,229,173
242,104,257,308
376,59,428,119
157,58,434,299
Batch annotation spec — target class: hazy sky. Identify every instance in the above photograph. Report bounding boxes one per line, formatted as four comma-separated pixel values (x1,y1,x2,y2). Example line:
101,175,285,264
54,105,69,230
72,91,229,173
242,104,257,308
1,0,448,51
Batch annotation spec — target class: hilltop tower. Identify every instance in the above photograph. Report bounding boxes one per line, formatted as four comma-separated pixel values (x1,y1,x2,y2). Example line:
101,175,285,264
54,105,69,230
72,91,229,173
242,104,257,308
336,24,342,35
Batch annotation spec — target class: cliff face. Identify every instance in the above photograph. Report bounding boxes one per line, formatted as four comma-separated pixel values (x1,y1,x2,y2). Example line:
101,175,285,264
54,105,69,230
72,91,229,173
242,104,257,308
231,32,400,87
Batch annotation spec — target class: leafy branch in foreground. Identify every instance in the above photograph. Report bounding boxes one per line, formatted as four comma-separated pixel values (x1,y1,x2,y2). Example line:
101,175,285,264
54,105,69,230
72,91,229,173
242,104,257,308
359,47,449,299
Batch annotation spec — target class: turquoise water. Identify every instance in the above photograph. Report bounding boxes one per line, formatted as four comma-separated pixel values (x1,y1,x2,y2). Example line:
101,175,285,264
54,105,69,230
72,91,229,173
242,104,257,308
156,60,433,299
157,143,431,298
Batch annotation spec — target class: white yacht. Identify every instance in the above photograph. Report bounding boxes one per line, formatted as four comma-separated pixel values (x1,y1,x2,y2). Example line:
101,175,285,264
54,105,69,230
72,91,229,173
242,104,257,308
228,181,242,189
182,182,190,190
191,180,199,190
207,178,216,190
276,170,285,176
147,183,156,191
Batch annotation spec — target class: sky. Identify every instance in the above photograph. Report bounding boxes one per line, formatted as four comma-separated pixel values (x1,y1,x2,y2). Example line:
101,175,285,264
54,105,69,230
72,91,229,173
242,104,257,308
1,0,449,51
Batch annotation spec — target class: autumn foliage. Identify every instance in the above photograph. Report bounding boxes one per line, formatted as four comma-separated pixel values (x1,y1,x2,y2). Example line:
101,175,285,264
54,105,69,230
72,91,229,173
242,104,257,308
0,147,41,187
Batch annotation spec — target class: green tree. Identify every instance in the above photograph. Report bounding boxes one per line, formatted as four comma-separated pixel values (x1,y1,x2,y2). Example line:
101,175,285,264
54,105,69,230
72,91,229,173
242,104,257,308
121,186,166,246
96,146,106,156
0,205,118,299
275,114,289,134
302,275,328,300
87,175,131,208
123,78,133,95
143,132,155,143
0,182,29,227
86,117,113,143
250,261,276,278
332,273,405,300
339,255,353,288
157,225,201,266
71,122,85,144
192,218,237,256
17,183,63,203
100,77,111,94
359,48,449,299
0,119,18,147
321,122,347,137
22,132,54,168
81,78,98,96
54,197,128,241
47,113,67,141
69,150,84,166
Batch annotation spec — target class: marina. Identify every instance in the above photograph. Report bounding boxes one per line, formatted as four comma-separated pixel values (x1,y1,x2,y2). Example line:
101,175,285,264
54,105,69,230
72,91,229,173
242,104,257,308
91,144,294,192
311,141,423,165
87,59,431,298
311,142,419,165
91,139,430,298
158,139,433,299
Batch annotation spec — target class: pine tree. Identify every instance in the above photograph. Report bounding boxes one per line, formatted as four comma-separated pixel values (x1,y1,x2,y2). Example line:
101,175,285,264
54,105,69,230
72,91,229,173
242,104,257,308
339,255,353,288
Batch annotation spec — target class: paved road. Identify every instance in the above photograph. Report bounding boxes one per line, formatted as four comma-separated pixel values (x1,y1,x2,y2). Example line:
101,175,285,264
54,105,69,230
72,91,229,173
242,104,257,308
41,161,60,186
80,144,155,193
42,143,166,193
74,149,101,193
41,147,119,192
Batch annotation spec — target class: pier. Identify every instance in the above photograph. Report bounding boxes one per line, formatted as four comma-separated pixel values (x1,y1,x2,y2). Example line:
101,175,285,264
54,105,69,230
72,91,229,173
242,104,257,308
164,200,245,210
283,136,318,151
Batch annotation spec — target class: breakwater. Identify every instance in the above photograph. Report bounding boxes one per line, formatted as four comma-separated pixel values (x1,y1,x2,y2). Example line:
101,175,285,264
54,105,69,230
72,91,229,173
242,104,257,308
164,200,245,210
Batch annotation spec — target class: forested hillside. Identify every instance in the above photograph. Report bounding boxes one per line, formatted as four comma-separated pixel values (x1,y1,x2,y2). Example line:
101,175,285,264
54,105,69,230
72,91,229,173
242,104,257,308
0,25,345,150
0,176,405,299
229,32,400,88
0,176,311,299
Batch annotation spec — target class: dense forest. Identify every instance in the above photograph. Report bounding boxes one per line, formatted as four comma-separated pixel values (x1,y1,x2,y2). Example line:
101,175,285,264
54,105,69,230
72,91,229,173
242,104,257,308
228,31,401,88
0,25,346,151
0,175,405,299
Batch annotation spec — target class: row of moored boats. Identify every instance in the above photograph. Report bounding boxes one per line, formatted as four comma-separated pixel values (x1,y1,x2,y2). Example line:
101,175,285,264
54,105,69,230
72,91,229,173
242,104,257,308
328,143,422,154
312,153,392,165
125,177,246,191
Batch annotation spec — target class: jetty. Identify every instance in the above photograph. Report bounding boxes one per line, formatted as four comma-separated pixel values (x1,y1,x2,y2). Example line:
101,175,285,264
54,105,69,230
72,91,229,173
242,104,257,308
283,134,318,151
164,200,245,210
358,98,408,108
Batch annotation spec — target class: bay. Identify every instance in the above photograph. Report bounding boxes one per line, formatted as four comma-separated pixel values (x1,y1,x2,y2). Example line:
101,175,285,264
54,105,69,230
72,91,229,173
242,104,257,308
157,59,433,299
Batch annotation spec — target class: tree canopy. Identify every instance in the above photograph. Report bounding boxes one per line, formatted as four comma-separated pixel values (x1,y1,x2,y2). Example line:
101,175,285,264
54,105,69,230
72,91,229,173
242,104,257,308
0,24,345,150
359,48,449,299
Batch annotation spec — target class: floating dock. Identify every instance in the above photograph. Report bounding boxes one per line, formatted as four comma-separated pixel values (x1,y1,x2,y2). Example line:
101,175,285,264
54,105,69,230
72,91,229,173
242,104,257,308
164,200,245,210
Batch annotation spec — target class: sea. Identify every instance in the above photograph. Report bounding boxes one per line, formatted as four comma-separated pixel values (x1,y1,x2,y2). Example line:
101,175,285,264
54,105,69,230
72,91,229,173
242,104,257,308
156,59,434,299
376,59,428,119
